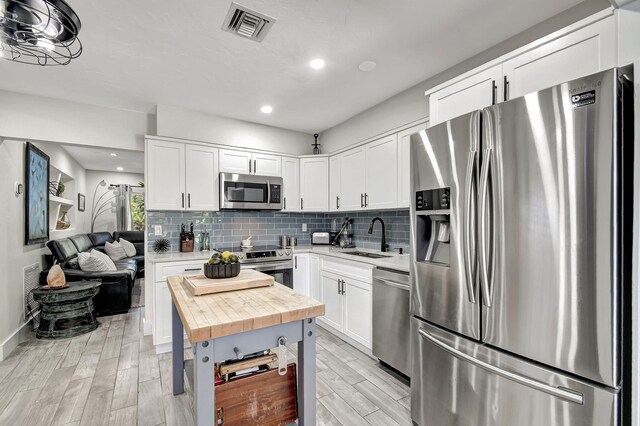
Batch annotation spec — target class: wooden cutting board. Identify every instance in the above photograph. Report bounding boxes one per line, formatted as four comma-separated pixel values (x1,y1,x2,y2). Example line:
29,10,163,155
184,269,274,296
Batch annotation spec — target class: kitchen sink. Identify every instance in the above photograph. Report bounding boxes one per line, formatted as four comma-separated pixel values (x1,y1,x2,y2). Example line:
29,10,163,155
342,251,392,259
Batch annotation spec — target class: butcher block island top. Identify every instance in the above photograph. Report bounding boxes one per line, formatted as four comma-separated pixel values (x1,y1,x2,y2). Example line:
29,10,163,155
167,275,325,343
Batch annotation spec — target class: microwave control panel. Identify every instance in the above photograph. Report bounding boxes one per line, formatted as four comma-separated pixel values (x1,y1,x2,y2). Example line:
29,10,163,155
270,184,281,203
416,187,450,211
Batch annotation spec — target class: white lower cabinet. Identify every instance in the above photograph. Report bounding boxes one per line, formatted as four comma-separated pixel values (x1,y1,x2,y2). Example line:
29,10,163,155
293,253,310,296
343,278,372,348
152,260,204,350
319,270,344,332
318,258,373,349
309,254,320,300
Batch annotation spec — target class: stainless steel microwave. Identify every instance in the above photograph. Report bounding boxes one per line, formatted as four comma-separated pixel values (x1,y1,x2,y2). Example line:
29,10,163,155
219,173,283,210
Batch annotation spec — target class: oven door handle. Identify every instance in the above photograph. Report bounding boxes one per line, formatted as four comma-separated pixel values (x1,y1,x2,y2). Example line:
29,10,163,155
241,262,293,271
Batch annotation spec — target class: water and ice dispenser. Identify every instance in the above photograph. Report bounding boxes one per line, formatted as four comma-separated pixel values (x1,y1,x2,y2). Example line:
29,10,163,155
415,188,451,266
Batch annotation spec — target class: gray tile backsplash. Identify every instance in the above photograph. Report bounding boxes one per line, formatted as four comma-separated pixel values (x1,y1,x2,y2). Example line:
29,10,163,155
147,210,410,253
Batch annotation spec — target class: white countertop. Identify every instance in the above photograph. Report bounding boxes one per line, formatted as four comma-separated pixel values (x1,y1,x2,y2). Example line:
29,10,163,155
146,245,410,273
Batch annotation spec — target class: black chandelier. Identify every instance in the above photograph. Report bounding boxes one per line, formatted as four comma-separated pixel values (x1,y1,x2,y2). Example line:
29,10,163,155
0,0,81,66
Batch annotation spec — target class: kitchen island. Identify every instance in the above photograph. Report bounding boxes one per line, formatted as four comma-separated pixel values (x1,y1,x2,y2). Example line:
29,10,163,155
168,275,325,426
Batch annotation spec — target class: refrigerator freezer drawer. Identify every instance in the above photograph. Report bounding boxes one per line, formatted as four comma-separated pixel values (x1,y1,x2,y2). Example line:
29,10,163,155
411,318,618,426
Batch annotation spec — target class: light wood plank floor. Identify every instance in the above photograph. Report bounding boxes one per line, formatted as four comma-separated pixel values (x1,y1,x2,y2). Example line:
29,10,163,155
0,309,412,425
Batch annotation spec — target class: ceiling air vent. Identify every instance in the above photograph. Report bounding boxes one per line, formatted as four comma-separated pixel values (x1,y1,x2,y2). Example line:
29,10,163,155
222,3,276,42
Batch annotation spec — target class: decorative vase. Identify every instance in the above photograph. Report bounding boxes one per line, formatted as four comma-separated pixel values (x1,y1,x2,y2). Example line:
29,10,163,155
203,263,240,279
56,211,71,230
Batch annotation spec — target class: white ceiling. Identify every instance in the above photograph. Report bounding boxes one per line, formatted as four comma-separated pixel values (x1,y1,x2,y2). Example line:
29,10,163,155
0,0,584,134
61,144,144,174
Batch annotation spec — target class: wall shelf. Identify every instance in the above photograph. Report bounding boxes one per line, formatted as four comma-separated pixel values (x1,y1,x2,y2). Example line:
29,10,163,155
50,195,74,206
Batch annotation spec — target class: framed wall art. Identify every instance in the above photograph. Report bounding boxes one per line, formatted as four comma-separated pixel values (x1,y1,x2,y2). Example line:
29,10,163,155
78,193,86,212
25,142,50,245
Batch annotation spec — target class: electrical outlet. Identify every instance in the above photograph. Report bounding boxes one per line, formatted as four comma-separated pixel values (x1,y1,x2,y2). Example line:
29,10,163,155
154,225,162,236
302,223,307,232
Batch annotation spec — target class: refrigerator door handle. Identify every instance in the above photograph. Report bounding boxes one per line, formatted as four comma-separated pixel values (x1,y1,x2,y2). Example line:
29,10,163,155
479,147,493,307
418,328,584,405
464,150,477,304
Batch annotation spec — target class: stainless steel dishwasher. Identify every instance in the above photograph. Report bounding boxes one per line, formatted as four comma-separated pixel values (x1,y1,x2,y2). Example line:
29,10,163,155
372,267,411,377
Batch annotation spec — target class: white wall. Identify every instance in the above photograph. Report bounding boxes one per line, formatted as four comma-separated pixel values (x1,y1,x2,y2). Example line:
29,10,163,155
156,104,313,155
86,170,144,233
0,139,87,359
320,0,611,153
0,90,154,152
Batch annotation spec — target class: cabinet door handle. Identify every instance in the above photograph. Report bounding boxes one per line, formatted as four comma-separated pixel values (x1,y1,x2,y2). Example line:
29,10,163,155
336,196,340,210
364,193,369,207
301,198,304,210
254,160,257,174
249,158,252,173
188,193,191,208
503,76,509,102
337,279,340,294
295,256,298,269
360,193,364,208
341,279,346,295
184,268,201,272
491,80,497,105
284,197,287,210
181,193,185,208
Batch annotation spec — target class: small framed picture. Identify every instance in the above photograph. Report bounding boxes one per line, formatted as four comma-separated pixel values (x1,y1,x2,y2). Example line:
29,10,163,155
78,193,86,212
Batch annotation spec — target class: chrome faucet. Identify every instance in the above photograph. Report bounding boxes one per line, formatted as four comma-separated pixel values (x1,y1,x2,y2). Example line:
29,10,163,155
368,217,389,252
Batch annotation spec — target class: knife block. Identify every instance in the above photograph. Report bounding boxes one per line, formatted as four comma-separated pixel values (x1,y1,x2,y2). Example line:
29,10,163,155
180,232,194,252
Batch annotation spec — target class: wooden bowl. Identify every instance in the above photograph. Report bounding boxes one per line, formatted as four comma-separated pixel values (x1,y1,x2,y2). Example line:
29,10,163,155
203,262,241,279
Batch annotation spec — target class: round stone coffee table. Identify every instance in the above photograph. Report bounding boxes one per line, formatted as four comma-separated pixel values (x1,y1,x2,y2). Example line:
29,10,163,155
32,280,101,339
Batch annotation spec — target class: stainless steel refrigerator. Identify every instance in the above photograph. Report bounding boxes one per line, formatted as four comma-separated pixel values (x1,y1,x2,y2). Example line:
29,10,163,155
409,66,634,426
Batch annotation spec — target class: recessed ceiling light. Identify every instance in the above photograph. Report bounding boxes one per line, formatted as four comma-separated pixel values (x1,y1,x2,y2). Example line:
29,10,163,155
110,153,117,157
261,105,273,114
116,167,124,171
310,58,325,69
358,60,377,72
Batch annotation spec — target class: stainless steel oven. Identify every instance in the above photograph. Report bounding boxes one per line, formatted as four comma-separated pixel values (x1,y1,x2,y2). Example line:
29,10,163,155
241,260,293,289
224,245,294,289
220,173,283,210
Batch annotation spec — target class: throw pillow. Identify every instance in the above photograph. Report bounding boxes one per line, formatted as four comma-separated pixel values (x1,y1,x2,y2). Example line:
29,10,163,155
78,250,117,272
105,241,127,261
119,238,137,257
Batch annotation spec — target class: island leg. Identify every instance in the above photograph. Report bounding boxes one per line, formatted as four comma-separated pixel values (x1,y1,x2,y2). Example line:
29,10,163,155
194,339,215,426
298,317,317,426
172,300,184,395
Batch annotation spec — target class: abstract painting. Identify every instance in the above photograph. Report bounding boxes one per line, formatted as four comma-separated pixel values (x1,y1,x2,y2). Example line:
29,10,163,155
78,193,85,212
25,142,50,245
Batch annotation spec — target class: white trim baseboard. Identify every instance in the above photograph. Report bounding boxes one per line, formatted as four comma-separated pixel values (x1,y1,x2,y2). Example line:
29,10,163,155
0,320,33,361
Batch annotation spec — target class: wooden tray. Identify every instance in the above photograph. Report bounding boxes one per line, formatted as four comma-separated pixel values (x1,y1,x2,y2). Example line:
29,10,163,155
184,269,274,296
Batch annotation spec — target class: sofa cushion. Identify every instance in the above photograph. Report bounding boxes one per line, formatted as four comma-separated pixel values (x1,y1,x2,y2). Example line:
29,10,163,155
105,241,127,261
118,238,137,257
88,232,114,248
78,250,117,272
69,234,93,253
47,238,79,262
114,231,144,255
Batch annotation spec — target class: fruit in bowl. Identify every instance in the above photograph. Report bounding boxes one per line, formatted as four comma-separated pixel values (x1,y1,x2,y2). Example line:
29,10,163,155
204,251,240,278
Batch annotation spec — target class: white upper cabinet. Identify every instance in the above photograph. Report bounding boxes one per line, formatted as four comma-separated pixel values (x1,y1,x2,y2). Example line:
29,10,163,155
185,145,219,211
502,17,615,100
397,123,427,208
146,140,186,210
219,149,252,174
300,157,329,212
147,138,219,211
427,14,615,126
282,157,300,212
253,152,282,177
220,149,282,176
428,65,502,127
339,147,366,211
365,135,397,210
329,155,341,212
